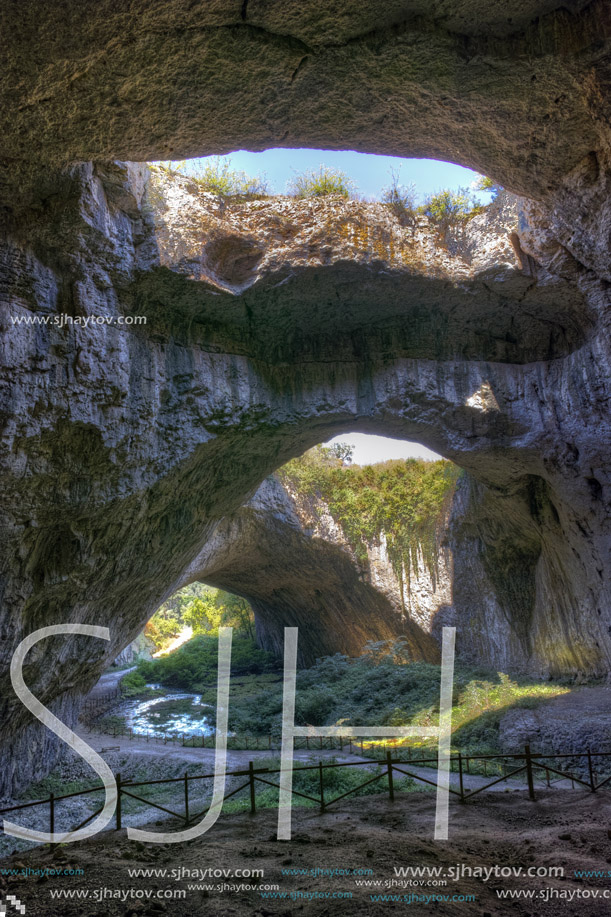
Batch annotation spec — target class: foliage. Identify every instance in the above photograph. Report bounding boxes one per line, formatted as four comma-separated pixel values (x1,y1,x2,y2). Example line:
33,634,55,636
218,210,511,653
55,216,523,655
157,157,269,198
203,650,569,758
120,670,151,697
183,589,255,639
287,164,357,199
418,186,483,229
135,634,279,691
474,175,503,199
381,167,418,222
146,583,255,649
278,445,461,590
145,614,181,650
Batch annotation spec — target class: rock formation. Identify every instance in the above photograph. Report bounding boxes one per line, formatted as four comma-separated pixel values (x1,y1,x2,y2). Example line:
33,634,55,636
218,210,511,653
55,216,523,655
180,473,451,665
0,0,610,794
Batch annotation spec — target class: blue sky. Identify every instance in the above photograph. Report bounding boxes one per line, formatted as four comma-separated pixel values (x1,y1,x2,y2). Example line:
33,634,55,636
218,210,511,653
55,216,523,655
174,148,482,463
173,148,489,203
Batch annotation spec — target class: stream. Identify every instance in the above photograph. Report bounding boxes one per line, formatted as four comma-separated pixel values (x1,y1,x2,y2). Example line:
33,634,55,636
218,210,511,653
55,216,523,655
123,688,216,738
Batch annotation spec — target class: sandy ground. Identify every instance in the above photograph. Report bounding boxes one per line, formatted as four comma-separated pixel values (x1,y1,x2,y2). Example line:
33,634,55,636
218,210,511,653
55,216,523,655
2,789,611,916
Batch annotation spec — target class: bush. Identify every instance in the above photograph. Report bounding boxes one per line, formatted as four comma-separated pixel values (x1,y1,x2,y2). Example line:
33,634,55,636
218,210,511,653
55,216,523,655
287,165,356,199
418,187,481,228
278,448,461,585
121,670,149,697
180,156,269,198
224,756,418,812
381,167,418,221
135,634,279,691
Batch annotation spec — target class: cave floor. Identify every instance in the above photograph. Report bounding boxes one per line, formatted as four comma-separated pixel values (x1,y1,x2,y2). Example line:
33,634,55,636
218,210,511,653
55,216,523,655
1,789,610,916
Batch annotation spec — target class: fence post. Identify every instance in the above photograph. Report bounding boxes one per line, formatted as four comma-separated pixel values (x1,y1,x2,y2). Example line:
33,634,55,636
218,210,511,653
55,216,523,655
458,753,465,803
184,772,190,825
116,774,122,830
386,750,394,801
249,761,256,815
525,745,535,800
319,761,325,811
49,793,55,852
349,738,352,754
587,748,596,792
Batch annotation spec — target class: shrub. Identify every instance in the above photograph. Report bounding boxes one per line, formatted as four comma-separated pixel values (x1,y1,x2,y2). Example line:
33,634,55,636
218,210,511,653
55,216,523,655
180,156,269,198
145,613,181,650
223,756,418,812
295,689,337,725
381,167,418,221
418,187,479,227
135,634,279,691
287,165,356,199
278,448,461,587
121,670,149,697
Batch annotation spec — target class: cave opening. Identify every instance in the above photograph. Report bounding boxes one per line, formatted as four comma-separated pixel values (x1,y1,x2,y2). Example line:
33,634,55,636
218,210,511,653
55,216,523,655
125,431,459,672
1,2,610,835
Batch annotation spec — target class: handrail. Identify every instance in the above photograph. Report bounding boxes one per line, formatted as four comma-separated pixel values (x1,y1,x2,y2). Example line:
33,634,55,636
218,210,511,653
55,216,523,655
1,745,609,844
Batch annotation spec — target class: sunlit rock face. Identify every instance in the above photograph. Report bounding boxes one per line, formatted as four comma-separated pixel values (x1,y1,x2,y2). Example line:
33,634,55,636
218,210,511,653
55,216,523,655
180,475,451,666
0,0,610,793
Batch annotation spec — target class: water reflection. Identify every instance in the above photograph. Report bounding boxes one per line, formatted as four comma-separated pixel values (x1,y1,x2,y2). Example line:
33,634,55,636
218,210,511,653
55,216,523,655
125,691,215,737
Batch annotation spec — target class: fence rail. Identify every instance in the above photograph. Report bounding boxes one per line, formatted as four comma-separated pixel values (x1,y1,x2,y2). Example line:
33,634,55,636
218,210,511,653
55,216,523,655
81,688,122,713
2,745,611,851
79,723,609,784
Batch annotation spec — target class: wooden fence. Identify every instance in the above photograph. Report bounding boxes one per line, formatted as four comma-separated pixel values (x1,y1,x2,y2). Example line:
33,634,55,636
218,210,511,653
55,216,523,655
2,746,610,851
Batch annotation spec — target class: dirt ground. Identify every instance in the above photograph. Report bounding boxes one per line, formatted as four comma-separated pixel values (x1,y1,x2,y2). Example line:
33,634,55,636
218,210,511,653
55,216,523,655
2,788,611,917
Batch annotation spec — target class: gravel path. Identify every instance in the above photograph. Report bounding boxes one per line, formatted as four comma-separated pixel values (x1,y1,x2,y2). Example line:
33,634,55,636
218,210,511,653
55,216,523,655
78,726,571,793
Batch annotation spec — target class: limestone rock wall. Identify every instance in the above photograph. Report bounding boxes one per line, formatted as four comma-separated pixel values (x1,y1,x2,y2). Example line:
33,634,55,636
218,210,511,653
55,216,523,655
0,155,609,795
181,475,450,665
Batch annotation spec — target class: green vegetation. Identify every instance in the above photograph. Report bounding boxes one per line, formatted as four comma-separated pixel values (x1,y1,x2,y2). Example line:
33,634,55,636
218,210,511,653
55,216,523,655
217,649,567,753
128,635,567,759
156,157,269,198
287,164,357,199
135,634,279,692
120,670,151,697
278,445,461,591
474,174,503,199
418,186,484,229
145,583,255,651
183,589,255,640
224,756,421,813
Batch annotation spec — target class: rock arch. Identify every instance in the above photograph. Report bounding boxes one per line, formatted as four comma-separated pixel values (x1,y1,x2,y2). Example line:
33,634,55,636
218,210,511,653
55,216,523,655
0,2,610,793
